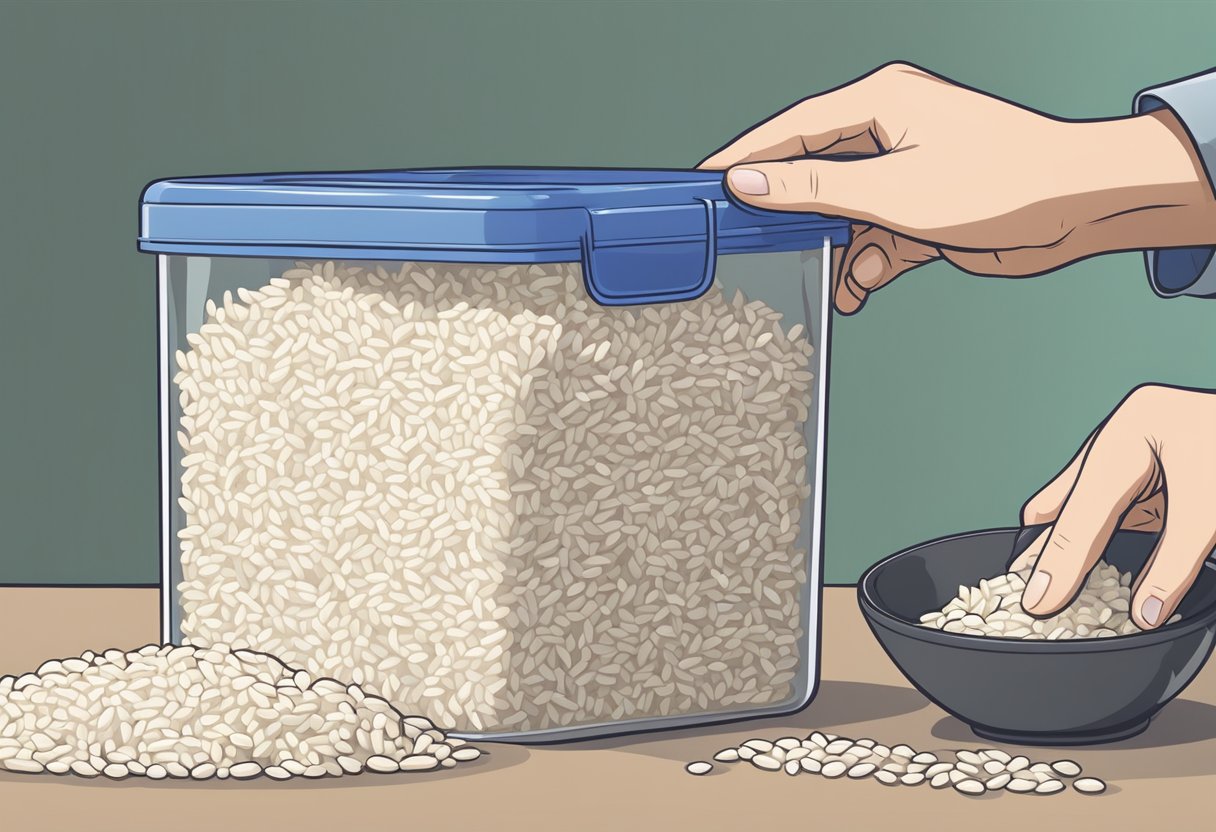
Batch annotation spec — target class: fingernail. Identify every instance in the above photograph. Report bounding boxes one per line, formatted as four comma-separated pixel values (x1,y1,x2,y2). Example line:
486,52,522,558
1141,595,1164,627
850,247,884,287
729,168,768,196
1022,570,1051,611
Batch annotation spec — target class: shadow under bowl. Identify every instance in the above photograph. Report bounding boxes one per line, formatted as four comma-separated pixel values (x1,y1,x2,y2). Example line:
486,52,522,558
858,528,1216,746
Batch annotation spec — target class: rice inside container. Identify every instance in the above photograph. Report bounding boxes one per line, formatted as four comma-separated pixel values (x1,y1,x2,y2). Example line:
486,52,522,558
138,168,849,740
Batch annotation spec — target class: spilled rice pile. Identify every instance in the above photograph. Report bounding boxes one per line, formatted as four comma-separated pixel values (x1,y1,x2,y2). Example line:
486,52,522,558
0,643,480,780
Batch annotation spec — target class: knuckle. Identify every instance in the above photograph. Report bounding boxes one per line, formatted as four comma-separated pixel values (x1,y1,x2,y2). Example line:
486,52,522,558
1107,384,1167,430
1125,383,1168,409
1142,580,1181,597
878,61,913,77
1020,496,1049,525
1045,534,1074,557
870,66,901,90
1037,531,1090,573
874,61,930,86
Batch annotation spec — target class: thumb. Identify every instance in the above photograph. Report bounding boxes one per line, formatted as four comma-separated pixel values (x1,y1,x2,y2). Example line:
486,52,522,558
834,225,938,315
725,157,907,229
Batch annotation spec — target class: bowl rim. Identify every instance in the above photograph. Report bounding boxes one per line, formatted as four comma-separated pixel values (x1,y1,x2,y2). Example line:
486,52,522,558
858,527,1216,654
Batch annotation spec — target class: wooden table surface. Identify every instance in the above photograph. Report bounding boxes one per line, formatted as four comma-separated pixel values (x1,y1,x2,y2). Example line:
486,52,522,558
0,586,1210,830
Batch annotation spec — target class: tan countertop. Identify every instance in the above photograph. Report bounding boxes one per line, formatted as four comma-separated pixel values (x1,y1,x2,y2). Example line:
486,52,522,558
0,586,1210,831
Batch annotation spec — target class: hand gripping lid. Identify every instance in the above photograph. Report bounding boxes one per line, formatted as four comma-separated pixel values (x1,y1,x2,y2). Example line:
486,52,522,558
140,168,850,306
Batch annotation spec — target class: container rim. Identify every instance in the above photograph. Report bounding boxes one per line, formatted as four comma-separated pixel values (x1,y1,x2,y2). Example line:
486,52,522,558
137,166,851,267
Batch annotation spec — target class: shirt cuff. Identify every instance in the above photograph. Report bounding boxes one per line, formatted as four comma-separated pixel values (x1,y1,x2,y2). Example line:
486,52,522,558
1134,71,1216,298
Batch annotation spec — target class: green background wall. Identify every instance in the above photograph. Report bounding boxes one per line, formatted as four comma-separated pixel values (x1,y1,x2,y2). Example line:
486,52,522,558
1,0,1213,585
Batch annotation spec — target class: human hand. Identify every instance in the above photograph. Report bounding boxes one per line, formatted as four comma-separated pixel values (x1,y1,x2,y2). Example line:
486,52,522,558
1011,384,1216,629
699,63,1216,314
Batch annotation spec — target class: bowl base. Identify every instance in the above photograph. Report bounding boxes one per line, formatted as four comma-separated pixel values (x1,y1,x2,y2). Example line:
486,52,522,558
971,718,1150,747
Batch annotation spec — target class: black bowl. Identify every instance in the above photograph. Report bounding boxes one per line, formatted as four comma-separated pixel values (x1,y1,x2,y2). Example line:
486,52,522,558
858,528,1216,745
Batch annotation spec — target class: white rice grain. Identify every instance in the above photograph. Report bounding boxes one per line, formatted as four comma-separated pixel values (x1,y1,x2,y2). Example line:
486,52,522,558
174,260,816,733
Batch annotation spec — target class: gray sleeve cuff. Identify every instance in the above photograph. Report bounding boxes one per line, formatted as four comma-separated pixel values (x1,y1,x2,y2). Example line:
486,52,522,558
1134,71,1216,298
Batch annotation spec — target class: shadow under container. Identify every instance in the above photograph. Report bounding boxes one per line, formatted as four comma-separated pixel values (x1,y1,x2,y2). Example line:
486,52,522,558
139,168,849,741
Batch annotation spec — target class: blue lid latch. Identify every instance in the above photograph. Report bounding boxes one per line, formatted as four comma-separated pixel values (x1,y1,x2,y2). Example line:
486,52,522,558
581,198,719,307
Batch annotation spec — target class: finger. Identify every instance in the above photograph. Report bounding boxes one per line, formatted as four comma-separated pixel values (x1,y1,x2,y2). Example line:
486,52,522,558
1131,514,1216,629
832,224,881,315
1021,428,1156,617
1010,525,1052,573
1016,493,1162,576
834,270,868,315
1015,462,1160,575
724,156,912,231
843,228,938,292
702,130,882,170
1020,430,1099,526
833,225,875,315
698,72,890,170
833,226,938,315
1131,461,1216,628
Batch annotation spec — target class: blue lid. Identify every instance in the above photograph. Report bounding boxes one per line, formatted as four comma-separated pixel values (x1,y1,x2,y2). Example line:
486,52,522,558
140,168,849,306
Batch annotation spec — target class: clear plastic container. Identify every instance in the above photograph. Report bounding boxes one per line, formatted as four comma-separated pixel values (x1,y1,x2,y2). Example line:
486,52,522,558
140,169,848,740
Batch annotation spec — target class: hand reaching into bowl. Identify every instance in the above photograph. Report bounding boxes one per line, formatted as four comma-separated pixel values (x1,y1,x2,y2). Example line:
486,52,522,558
698,62,1216,313
1011,385,1216,629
